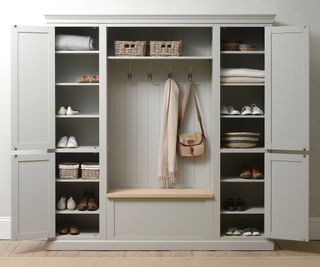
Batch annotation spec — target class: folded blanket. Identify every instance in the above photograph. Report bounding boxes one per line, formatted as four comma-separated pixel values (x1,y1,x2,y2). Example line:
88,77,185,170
55,34,94,51
221,77,264,83
221,68,265,78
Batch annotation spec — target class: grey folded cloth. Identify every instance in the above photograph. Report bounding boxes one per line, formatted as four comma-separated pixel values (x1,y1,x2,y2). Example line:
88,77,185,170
55,34,94,51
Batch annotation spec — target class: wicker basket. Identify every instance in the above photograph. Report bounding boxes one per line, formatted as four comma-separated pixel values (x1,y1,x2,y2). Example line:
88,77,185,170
222,132,260,148
150,41,182,56
81,162,99,180
59,162,79,179
114,41,146,56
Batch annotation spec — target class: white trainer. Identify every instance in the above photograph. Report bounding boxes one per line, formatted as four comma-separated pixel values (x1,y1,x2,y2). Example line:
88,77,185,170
67,136,79,148
221,105,229,115
251,104,264,115
66,107,80,116
57,136,68,148
57,106,67,115
228,106,240,115
241,106,253,115
67,197,77,210
56,196,66,210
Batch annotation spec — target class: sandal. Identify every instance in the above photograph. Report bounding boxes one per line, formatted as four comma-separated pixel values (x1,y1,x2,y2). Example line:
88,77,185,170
252,168,264,179
240,167,252,179
223,198,236,211
90,74,99,83
78,74,90,83
235,198,247,211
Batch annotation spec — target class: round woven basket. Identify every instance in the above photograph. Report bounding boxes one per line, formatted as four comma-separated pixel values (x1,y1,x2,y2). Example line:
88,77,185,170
222,132,260,148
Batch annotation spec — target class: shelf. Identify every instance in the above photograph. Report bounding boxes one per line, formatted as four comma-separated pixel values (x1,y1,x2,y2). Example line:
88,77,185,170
56,51,99,54
221,83,264,86
108,56,213,60
221,51,264,55
107,187,214,199
56,209,100,215
56,178,99,183
220,148,265,153
220,234,265,240
56,114,99,119
56,83,99,86
221,115,264,119
56,232,100,240
55,146,99,153
221,177,264,183
221,207,264,215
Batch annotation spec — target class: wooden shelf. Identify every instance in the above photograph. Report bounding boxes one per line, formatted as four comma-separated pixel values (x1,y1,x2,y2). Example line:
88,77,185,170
221,115,264,119
56,114,99,119
221,83,264,86
221,51,264,55
221,207,264,215
56,232,100,240
56,51,99,54
56,178,99,183
108,56,212,60
56,209,99,215
221,177,264,183
107,187,213,199
56,83,99,86
220,148,265,153
55,146,99,153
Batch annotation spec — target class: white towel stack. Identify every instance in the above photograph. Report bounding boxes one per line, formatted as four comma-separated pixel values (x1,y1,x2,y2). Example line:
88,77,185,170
55,34,95,51
221,68,265,83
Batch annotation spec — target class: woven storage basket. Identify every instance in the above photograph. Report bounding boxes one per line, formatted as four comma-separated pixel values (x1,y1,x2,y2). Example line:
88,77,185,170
59,162,79,179
150,41,182,56
222,132,260,148
81,162,99,180
114,41,146,56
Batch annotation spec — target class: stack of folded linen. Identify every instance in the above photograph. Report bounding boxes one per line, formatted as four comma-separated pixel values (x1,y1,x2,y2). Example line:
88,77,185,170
221,68,265,83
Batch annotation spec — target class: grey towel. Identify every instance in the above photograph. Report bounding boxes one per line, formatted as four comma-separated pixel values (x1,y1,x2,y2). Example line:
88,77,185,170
55,34,94,51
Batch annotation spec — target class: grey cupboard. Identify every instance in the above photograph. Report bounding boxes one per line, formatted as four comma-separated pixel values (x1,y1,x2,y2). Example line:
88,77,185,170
11,14,309,250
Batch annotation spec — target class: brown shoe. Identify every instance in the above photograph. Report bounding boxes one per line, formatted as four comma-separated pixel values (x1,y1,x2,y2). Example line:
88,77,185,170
69,224,80,235
252,168,264,179
87,192,98,211
239,167,252,179
59,225,69,235
77,191,89,211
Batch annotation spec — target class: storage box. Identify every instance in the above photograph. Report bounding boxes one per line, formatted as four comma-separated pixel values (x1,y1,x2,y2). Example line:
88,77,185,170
59,162,79,179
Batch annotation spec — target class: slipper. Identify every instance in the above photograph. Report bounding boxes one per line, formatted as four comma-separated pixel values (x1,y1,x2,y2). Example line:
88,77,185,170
240,167,252,179
243,228,252,236
233,227,243,236
78,74,90,83
252,168,264,179
223,198,236,211
251,228,261,236
90,74,99,83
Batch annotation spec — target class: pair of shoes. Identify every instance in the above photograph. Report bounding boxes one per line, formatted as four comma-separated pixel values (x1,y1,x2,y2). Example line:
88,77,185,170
57,136,78,148
225,227,243,236
59,224,80,235
241,104,263,115
240,167,264,179
243,227,261,236
77,191,98,211
57,106,80,116
56,196,76,210
223,198,247,212
221,105,240,115
78,74,99,83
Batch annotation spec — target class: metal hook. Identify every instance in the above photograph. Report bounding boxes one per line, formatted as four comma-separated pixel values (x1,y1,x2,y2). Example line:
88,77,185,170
168,65,173,79
188,66,193,81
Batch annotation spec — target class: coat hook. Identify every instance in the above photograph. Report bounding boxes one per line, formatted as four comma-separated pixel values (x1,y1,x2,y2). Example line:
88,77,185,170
168,65,173,79
188,66,193,81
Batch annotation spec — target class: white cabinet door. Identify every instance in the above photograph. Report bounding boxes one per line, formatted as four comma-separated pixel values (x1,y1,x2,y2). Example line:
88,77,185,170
12,26,55,150
12,153,55,240
265,152,309,241
265,26,309,151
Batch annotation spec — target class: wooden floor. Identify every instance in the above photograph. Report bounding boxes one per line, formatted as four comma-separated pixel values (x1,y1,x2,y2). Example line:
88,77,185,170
0,240,320,258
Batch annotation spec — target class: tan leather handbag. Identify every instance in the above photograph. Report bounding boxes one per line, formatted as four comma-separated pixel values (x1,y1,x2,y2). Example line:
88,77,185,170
178,82,206,157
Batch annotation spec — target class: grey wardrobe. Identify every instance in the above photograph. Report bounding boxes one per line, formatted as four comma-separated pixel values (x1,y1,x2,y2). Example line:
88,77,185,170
11,14,309,250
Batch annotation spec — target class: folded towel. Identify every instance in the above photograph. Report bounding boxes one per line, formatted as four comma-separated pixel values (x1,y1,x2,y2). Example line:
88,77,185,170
221,77,264,83
81,162,100,170
55,34,94,51
59,162,79,169
221,68,265,78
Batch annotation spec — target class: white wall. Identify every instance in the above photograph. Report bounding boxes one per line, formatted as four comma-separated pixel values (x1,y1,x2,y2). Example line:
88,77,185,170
1,0,319,237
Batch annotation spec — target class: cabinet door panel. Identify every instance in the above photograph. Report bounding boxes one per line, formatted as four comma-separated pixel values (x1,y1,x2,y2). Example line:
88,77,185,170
266,153,308,241
12,153,55,240
266,26,309,151
12,26,55,150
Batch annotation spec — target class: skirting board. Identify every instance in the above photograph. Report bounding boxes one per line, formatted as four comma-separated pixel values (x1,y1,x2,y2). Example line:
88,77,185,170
310,217,320,240
0,217,11,239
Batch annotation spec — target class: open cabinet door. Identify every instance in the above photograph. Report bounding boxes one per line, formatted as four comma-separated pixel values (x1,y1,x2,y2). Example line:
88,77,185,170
11,26,55,240
265,26,309,241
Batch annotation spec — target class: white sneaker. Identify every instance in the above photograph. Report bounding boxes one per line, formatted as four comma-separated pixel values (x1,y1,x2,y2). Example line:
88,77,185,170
228,106,240,115
251,104,263,115
67,197,77,210
66,107,80,116
67,136,79,148
57,136,68,148
56,196,66,210
57,106,67,115
241,106,253,115
221,105,229,115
